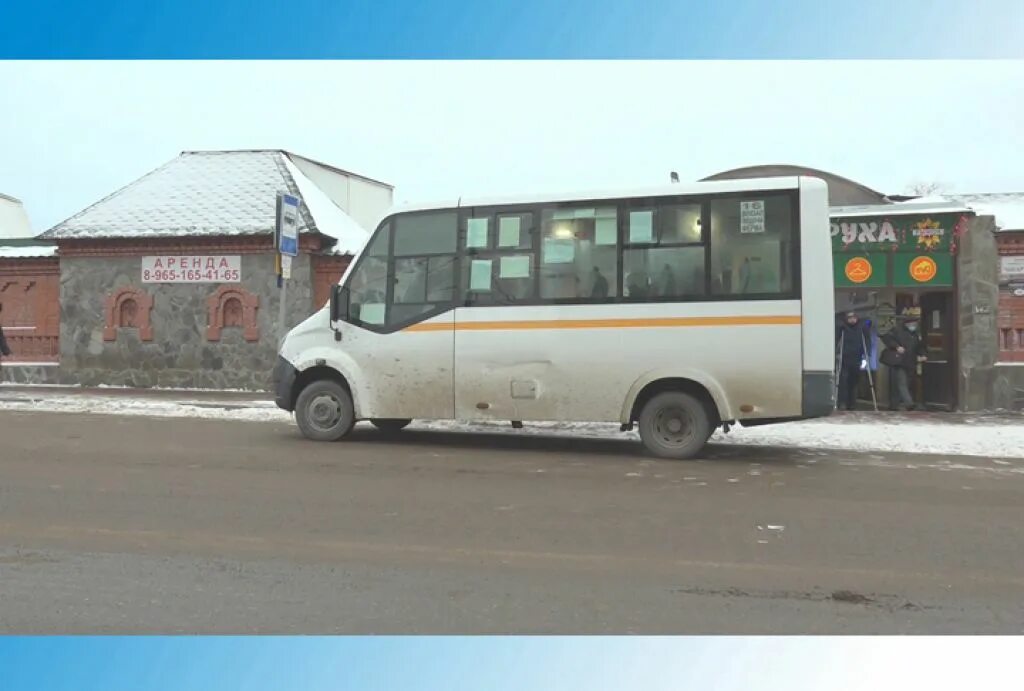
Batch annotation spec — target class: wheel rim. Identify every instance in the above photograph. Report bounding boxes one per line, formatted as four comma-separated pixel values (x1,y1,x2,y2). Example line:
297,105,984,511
307,393,343,432
652,405,696,448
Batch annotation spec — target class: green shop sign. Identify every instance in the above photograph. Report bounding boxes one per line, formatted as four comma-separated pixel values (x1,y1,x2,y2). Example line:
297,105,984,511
892,252,953,287
833,254,889,288
834,252,954,288
830,213,967,254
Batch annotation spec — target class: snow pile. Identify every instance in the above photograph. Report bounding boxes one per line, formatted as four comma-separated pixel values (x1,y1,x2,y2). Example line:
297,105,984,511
1,391,1022,460
0,392,289,423
709,419,1024,459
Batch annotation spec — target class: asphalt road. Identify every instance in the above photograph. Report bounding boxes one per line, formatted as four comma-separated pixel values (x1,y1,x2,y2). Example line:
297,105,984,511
1,410,1022,633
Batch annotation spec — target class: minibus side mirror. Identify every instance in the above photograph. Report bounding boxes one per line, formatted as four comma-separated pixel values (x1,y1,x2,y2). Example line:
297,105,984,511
329,285,350,324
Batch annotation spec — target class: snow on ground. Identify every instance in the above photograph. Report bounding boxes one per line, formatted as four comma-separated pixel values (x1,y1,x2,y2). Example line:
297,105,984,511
1,389,1023,460
0,392,289,424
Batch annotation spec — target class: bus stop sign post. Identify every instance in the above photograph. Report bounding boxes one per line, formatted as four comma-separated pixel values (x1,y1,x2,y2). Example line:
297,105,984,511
276,193,300,345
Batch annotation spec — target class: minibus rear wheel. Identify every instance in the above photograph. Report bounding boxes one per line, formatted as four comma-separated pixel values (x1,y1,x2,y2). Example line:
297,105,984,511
371,419,412,434
637,391,711,459
295,379,356,442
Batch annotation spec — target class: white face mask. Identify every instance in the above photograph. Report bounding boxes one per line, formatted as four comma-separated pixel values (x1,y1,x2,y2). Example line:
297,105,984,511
907,323,918,332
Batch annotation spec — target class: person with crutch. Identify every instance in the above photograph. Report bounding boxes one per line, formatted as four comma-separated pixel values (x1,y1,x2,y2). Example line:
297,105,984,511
834,311,871,411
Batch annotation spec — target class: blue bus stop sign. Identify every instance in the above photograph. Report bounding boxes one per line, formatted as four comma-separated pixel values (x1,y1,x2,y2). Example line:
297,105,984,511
277,193,300,257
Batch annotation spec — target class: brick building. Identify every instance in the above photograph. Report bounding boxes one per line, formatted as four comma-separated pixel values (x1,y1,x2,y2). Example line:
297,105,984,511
3,150,391,390
0,193,59,371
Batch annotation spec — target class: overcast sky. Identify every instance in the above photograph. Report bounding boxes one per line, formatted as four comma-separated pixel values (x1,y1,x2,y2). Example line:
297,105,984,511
1,60,1021,232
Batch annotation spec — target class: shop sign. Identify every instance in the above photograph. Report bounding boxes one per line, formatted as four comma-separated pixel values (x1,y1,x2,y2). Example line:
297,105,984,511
831,213,963,254
892,253,953,288
142,255,241,283
844,256,872,283
1008,281,1024,297
908,256,938,283
1000,256,1024,280
833,254,888,288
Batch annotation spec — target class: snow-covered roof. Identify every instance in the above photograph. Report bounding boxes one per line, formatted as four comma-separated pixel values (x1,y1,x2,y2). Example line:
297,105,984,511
946,193,1024,231
41,150,373,254
0,245,57,259
831,197,972,218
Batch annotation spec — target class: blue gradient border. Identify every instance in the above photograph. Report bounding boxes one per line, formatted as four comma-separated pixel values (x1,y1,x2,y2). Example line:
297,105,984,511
2,0,1022,58
0,637,711,691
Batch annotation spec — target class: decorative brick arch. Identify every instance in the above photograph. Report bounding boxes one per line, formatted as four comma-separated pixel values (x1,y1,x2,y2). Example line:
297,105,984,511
103,286,154,341
207,285,259,342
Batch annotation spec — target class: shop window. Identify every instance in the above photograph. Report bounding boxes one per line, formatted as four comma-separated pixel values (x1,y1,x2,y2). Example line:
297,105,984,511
207,286,259,342
103,287,154,342
709,196,794,297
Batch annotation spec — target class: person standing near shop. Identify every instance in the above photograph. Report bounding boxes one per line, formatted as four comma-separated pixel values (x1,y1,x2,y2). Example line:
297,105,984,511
882,314,927,410
835,311,871,411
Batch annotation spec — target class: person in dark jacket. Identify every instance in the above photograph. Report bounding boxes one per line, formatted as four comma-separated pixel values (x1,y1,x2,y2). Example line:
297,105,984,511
882,315,927,410
590,266,609,299
0,303,12,380
835,311,871,410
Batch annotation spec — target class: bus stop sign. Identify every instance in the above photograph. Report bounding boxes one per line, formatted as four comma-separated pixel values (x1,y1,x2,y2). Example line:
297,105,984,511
276,193,300,257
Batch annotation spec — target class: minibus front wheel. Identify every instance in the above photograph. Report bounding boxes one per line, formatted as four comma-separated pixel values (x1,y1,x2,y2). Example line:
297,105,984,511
295,379,356,442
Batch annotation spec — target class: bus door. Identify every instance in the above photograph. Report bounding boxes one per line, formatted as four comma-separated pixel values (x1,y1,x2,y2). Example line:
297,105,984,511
343,213,457,420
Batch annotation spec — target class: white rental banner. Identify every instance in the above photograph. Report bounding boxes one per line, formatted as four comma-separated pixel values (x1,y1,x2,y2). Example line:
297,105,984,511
142,255,241,283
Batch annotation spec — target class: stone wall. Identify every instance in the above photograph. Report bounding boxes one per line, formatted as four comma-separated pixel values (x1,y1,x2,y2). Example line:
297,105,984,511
58,252,314,390
956,216,1000,410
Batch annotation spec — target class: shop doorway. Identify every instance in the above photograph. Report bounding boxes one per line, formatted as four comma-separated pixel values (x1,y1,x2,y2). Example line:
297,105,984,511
919,291,956,410
835,289,957,411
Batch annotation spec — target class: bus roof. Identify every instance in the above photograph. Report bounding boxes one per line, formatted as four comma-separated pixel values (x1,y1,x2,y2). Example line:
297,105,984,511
385,176,806,217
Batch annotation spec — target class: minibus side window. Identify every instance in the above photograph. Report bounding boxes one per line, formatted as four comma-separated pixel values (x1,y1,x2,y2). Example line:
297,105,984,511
463,210,537,305
708,196,794,296
347,213,459,330
538,207,618,301
348,224,391,325
389,211,458,326
622,202,706,301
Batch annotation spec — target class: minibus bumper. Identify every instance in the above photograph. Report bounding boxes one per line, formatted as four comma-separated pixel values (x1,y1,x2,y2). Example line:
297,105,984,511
273,356,298,412
739,371,834,427
802,370,835,418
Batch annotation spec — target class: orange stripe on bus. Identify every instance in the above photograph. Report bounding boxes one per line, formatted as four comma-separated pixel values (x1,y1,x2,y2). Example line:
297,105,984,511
404,315,801,333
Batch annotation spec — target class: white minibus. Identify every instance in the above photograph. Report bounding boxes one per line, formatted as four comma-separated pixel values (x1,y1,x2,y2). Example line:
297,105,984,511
275,177,835,458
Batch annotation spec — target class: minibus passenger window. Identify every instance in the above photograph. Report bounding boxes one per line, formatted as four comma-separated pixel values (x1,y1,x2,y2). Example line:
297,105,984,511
623,203,704,300
709,197,793,296
539,207,618,301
